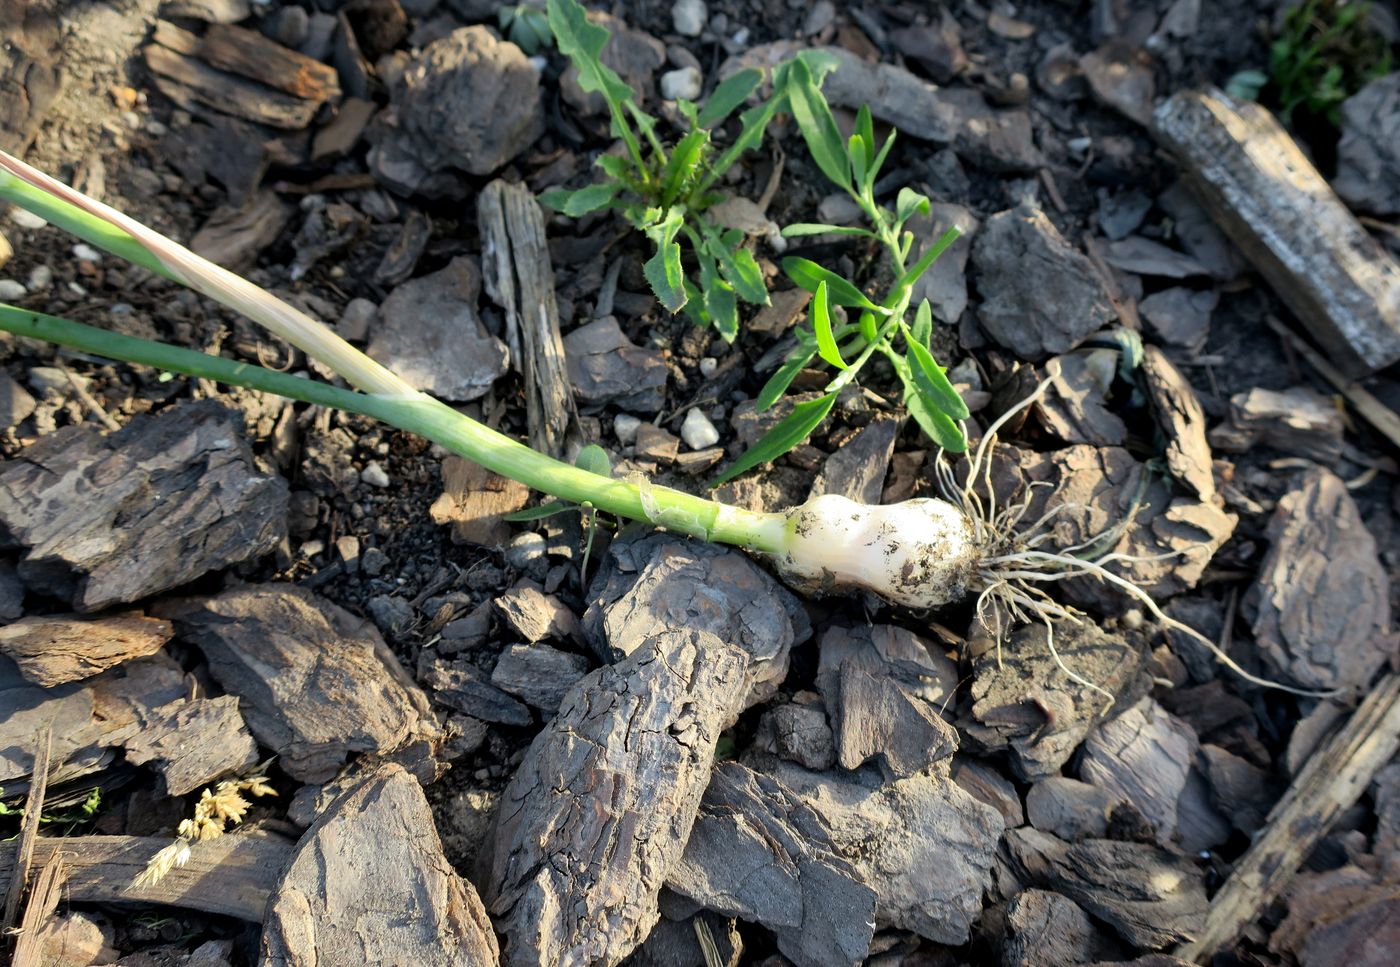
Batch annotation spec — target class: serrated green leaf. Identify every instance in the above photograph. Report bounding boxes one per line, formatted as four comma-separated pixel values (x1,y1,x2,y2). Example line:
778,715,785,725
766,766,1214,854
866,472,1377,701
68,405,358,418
911,298,933,348
757,347,817,411
780,223,879,239
786,58,851,192
643,207,687,312
811,281,848,370
698,67,763,127
661,128,709,206
503,501,577,522
904,330,969,421
712,391,837,485
540,182,623,216
855,105,875,167
794,49,842,84
596,154,635,181
782,257,884,314
895,187,930,226
575,443,613,477
547,0,640,158
702,228,767,305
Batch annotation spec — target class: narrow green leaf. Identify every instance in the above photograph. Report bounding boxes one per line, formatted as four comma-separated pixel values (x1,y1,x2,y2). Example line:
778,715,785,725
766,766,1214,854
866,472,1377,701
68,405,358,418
786,58,851,192
756,347,816,411
596,154,635,181
811,281,848,370
540,182,623,216
855,105,875,167
503,501,577,522
782,257,884,314
698,67,762,127
911,298,933,348
697,244,740,342
893,357,967,452
575,443,613,477
904,330,969,421
546,0,640,158
868,128,896,184
661,128,708,206
712,392,838,485
643,207,687,312
895,187,930,226
893,225,961,294
848,134,868,192
780,223,879,240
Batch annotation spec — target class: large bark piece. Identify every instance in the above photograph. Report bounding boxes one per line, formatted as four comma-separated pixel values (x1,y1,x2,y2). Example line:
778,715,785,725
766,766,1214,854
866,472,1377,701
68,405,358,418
483,630,753,966
0,612,172,686
120,694,259,796
263,765,498,966
0,400,288,612
1153,89,1400,378
156,584,442,783
479,179,573,457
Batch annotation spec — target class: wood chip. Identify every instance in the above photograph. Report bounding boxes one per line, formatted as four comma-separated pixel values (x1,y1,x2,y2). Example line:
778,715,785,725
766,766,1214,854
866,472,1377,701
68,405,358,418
0,612,172,686
152,20,340,102
429,455,530,547
1142,345,1217,504
119,695,259,796
0,834,291,921
156,584,443,783
1154,89,1400,379
262,765,498,966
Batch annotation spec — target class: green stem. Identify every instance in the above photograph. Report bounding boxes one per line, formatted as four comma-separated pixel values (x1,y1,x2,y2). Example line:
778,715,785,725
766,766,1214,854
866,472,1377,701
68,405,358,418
0,304,788,553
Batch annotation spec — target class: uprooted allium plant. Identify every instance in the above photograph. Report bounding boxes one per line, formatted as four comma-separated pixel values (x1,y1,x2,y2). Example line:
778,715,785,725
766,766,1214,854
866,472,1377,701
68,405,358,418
0,152,1335,827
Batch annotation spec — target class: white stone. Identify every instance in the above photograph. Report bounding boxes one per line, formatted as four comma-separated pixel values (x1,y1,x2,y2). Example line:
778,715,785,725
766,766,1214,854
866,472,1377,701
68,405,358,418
699,356,718,378
681,408,720,449
505,531,547,568
72,243,101,262
361,461,391,488
0,279,25,300
27,264,52,291
9,208,47,230
0,230,11,270
613,413,642,445
671,0,707,37
660,66,702,102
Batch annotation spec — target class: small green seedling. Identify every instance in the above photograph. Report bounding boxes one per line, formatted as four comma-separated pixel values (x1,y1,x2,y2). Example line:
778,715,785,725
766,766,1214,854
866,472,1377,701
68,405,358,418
540,0,826,340
499,3,553,55
714,58,968,484
1270,0,1391,125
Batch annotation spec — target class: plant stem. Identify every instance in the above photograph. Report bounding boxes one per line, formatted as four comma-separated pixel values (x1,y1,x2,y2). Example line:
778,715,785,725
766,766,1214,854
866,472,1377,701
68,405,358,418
0,304,789,554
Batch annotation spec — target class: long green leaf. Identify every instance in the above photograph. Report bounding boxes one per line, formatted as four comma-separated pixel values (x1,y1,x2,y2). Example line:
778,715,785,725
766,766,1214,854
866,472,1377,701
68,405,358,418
696,240,739,342
782,257,884,314
848,134,868,192
855,105,876,167
546,0,642,164
643,207,687,312
786,58,851,192
712,392,837,485
904,330,969,420
911,298,933,348
892,355,966,452
810,281,847,370
868,128,896,184
703,226,767,305
503,501,577,522
698,68,762,127
756,347,816,411
780,223,879,239
540,182,623,216
893,225,962,294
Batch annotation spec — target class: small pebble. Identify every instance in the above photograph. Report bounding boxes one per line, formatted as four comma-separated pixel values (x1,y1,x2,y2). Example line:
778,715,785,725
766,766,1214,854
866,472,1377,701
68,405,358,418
614,413,642,445
698,356,718,378
659,66,702,101
361,546,390,577
681,408,720,449
361,461,391,488
339,297,377,342
72,243,101,262
27,265,52,291
301,540,325,558
0,230,11,270
0,279,25,300
9,208,47,230
672,0,708,37
505,531,547,569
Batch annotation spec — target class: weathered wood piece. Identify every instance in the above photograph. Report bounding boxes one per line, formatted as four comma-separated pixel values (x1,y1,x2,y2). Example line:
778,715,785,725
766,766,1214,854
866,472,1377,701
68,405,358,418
144,46,323,130
2,728,50,935
960,622,1149,781
1141,346,1216,504
1208,386,1345,463
755,755,1004,945
667,761,879,967
120,695,258,796
1248,468,1394,692
0,4,62,155
1007,828,1207,951
1176,672,1400,963
490,643,590,713
0,400,288,612
152,20,340,103
10,855,69,967
479,179,573,457
1003,889,1099,967
0,612,172,686
0,834,291,921
429,455,529,547
156,584,442,783
483,630,752,966
1153,89,1400,378
262,765,498,967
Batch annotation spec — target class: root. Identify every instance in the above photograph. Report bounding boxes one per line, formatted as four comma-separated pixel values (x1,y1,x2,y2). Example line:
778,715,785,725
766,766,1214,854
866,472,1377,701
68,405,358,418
943,365,1340,705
